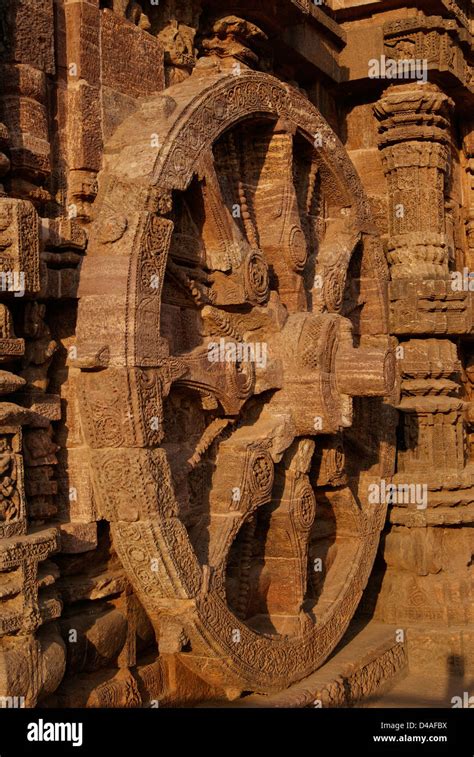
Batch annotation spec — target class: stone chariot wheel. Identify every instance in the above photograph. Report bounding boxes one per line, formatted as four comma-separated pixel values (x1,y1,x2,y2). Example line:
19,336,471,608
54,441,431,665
75,65,396,695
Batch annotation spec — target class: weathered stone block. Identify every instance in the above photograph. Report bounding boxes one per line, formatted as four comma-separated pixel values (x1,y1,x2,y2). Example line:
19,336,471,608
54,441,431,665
100,10,165,98
0,0,55,74
58,522,97,553
67,82,102,172
0,198,40,294
65,1,101,85
56,446,95,522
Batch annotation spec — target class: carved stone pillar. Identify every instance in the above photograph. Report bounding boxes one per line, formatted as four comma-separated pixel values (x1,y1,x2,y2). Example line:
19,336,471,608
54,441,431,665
396,340,466,479
0,0,55,209
0,123,9,197
462,122,474,269
375,84,464,484
372,84,474,634
0,185,64,703
375,84,453,280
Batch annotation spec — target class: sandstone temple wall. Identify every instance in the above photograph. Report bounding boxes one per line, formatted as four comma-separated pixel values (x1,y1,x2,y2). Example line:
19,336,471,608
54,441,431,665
0,0,472,707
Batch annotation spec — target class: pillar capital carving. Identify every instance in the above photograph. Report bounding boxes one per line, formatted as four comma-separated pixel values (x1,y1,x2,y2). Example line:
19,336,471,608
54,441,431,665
375,83,453,148
375,84,454,280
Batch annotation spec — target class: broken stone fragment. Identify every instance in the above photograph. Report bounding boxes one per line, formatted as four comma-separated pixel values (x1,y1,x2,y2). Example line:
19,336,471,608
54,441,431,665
0,402,49,427
0,371,26,395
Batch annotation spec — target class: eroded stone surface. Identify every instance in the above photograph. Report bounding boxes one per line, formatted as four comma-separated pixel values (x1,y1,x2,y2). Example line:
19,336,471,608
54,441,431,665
0,0,472,708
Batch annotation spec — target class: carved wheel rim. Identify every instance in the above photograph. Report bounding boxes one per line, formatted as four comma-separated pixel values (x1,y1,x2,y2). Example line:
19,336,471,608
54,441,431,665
76,68,395,693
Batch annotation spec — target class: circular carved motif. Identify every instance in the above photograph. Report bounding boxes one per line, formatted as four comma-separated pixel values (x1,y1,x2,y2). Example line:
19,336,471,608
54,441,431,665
98,213,128,244
251,452,273,495
293,481,316,530
77,69,393,695
323,269,346,312
288,225,307,272
244,250,269,304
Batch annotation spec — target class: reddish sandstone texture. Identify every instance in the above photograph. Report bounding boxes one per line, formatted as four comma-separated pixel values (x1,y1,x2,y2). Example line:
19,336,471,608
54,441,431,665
0,0,472,708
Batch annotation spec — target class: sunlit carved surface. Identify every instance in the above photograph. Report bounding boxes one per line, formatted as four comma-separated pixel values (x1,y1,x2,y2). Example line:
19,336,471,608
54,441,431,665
0,0,472,709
